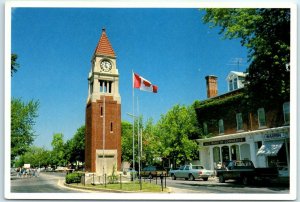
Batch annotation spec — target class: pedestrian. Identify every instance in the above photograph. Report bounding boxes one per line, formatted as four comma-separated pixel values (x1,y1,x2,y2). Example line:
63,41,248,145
17,167,22,178
32,168,36,177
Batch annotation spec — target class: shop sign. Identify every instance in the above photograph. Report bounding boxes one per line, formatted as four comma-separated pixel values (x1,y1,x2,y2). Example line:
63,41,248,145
203,137,246,146
264,133,288,140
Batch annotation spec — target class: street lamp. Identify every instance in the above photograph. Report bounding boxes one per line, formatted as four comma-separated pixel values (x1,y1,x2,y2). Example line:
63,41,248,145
127,112,137,181
127,112,142,190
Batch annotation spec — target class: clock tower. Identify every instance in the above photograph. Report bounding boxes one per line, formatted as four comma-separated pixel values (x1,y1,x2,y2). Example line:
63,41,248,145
85,29,121,175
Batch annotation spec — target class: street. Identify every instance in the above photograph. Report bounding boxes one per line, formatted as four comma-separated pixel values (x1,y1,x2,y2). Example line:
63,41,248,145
10,172,289,194
10,172,85,193
164,177,289,193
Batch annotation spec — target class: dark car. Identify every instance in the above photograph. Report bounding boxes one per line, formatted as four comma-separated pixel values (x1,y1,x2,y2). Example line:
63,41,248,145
140,166,167,179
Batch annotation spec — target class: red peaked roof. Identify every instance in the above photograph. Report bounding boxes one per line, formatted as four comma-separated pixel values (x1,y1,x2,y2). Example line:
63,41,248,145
94,28,116,57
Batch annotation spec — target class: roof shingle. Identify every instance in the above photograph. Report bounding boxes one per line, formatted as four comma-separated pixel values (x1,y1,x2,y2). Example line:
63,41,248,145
94,28,116,57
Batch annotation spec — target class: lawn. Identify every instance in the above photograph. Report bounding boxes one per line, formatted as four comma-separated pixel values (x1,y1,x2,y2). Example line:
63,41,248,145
70,180,169,192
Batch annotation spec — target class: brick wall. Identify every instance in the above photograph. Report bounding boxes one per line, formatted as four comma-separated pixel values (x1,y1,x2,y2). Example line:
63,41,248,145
85,96,121,172
198,101,286,137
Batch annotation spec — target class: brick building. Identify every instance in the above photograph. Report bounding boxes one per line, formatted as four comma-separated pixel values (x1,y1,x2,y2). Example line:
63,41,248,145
195,71,290,171
85,29,122,175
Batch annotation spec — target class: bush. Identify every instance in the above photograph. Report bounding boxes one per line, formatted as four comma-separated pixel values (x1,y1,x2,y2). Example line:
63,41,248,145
65,172,83,184
108,164,118,184
108,174,119,184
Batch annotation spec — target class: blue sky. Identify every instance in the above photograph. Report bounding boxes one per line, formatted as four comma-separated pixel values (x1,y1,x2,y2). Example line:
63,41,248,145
11,8,249,149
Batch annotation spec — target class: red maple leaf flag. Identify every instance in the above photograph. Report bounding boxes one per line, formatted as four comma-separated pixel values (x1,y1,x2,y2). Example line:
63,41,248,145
133,73,158,93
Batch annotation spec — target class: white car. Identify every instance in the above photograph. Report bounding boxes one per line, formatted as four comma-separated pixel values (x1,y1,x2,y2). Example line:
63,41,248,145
170,165,214,181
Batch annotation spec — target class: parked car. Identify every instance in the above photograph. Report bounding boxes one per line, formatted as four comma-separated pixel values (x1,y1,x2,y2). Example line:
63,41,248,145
216,160,278,185
170,165,214,181
140,166,167,179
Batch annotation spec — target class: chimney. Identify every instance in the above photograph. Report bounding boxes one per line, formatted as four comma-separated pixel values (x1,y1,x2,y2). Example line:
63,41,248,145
205,75,218,98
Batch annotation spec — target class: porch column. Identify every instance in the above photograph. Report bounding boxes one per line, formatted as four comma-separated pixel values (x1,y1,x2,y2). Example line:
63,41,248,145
209,146,214,170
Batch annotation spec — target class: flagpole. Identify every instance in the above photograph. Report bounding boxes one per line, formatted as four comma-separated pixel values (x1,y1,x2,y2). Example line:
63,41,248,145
102,95,105,179
137,95,142,190
132,70,135,180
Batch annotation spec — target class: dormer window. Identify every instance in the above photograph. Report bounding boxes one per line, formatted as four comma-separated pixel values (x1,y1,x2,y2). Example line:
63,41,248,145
226,71,246,92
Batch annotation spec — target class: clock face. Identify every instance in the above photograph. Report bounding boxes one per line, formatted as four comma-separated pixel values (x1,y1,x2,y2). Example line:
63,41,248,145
100,60,112,72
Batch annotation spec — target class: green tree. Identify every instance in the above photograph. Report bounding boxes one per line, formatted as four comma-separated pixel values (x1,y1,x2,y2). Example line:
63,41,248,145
121,121,134,163
156,104,200,167
11,53,19,76
202,8,290,108
11,98,39,162
141,118,161,166
51,133,66,166
66,125,85,165
14,146,51,168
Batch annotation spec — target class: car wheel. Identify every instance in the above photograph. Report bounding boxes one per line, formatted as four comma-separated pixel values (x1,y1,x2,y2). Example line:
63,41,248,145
202,177,208,181
189,174,195,181
171,174,176,180
219,175,225,183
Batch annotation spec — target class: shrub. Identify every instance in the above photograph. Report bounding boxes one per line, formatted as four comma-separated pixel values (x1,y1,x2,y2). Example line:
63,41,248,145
65,172,83,184
108,164,118,184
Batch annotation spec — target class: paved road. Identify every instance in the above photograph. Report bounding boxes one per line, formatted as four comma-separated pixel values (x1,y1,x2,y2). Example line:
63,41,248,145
163,176,289,193
10,172,289,194
10,172,86,193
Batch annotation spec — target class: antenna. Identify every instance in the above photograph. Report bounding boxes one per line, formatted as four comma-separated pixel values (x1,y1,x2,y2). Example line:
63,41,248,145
227,58,245,72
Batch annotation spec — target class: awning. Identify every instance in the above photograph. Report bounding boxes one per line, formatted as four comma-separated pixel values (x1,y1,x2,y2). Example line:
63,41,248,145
257,140,284,156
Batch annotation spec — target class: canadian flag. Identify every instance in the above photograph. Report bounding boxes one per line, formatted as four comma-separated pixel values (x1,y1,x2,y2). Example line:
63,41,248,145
133,73,158,93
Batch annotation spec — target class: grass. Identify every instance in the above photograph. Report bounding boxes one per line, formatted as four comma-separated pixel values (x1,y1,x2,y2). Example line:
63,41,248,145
70,180,169,192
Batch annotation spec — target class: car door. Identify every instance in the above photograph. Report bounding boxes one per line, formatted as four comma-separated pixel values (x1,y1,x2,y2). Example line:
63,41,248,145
182,165,190,178
176,166,185,178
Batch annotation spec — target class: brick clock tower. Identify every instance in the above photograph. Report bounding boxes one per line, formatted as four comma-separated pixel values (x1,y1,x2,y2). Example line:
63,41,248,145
85,29,121,175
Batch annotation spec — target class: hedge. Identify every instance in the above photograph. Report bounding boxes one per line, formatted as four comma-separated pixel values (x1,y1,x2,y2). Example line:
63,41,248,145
65,172,83,184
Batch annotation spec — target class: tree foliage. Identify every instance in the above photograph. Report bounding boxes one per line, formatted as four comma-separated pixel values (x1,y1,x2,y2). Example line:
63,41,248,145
141,118,161,166
68,125,85,163
11,98,39,161
11,53,19,76
121,121,134,163
14,146,51,168
156,104,200,166
51,133,66,166
202,8,290,108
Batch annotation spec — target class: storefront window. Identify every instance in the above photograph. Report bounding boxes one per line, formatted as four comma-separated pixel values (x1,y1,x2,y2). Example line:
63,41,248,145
240,144,251,160
221,146,230,162
231,145,240,160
